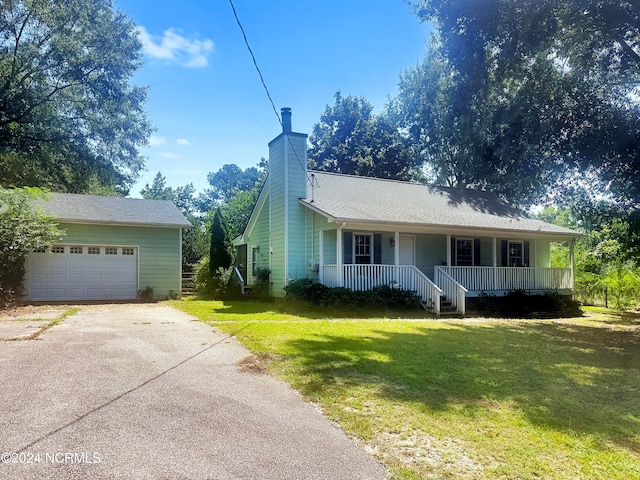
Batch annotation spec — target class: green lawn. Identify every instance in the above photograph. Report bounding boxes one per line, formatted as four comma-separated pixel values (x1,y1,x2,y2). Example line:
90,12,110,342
170,299,640,480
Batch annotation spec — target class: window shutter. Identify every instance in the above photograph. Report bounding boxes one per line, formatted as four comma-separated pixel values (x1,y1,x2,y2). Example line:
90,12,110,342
474,239,481,266
524,241,530,267
451,236,456,266
501,240,508,267
373,233,382,264
343,231,353,264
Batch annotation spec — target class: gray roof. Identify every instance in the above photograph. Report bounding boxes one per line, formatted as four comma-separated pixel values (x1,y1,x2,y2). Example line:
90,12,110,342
34,193,192,228
301,171,578,236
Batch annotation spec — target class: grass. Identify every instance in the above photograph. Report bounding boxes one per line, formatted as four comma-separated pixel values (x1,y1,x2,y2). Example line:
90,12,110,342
169,298,640,479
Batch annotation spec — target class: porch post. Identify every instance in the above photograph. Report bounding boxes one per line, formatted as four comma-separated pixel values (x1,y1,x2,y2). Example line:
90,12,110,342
319,230,324,284
492,236,497,290
394,232,400,265
337,224,344,287
446,234,451,267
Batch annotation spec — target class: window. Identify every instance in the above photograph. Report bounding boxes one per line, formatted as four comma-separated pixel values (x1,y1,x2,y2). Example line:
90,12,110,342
354,234,372,264
105,247,118,255
455,239,473,266
252,247,259,276
70,246,83,254
122,248,135,256
32,247,47,253
508,241,524,267
88,247,100,255
51,246,65,254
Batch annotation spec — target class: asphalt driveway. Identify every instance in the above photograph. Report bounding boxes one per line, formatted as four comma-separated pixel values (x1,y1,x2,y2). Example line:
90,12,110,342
0,304,387,479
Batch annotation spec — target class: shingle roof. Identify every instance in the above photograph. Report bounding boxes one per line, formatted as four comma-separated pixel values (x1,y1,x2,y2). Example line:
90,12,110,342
300,171,578,236
34,193,192,228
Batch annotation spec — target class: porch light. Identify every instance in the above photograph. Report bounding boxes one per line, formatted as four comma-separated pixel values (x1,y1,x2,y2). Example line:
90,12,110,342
389,238,395,248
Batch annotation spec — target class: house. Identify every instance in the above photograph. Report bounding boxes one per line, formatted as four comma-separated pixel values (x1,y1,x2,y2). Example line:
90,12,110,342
233,108,580,314
25,193,192,302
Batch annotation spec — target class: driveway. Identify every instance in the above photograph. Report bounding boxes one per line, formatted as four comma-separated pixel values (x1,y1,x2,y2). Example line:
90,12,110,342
0,304,387,479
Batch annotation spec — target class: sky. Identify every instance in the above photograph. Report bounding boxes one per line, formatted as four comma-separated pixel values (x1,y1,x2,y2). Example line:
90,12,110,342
115,0,432,197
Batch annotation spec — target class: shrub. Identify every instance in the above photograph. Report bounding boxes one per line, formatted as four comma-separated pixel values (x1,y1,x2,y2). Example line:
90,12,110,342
194,256,232,299
0,188,64,308
284,279,421,310
468,290,582,317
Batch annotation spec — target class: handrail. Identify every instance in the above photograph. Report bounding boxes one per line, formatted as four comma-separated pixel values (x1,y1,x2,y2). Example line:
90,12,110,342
408,265,442,315
434,266,468,315
233,267,245,295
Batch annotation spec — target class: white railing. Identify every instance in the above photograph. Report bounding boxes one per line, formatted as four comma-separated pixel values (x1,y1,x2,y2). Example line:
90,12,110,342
434,267,468,315
321,264,443,314
436,266,573,292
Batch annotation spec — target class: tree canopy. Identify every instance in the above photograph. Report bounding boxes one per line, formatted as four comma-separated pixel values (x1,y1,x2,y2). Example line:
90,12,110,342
399,0,640,208
0,0,151,193
308,91,420,181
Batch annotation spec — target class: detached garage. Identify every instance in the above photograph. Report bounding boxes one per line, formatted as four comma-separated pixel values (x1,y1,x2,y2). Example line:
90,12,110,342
25,193,192,302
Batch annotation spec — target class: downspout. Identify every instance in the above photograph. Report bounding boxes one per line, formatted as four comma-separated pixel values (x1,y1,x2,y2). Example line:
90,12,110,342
570,238,576,294
337,222,346,287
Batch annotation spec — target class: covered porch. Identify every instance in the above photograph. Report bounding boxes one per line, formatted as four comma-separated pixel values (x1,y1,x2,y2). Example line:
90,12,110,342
318,229,576,316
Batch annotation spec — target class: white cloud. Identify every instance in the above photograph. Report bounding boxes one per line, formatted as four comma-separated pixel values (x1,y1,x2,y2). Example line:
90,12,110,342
137,26,214,68
148,135,167,147
174,168,202,176
176,138,190,146
159,152,182,159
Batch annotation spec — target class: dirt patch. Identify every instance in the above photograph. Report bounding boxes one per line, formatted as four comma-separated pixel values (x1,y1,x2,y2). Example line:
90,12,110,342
366,430,493,479
0,305,71,321
237,352,282,374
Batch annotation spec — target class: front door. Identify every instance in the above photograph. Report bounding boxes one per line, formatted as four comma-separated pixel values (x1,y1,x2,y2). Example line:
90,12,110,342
399,235,415,265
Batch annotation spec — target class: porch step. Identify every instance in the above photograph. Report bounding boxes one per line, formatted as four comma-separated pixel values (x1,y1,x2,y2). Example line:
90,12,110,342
243,287,255,296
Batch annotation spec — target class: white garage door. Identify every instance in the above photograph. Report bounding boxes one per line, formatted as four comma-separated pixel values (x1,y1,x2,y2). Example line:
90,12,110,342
25,245,138,301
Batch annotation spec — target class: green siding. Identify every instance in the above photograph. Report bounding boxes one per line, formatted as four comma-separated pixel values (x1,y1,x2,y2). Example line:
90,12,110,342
415,234,447,279
59,222,182,298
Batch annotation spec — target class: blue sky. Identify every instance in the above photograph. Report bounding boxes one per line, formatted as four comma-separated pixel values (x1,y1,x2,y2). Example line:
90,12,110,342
115,0,431,197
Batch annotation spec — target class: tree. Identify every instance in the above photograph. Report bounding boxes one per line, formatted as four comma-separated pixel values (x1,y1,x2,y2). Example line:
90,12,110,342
208,207,231,276
0,0,152,193
220,183,262,241
308,91,420,181
400,0,640,208
0,187,64,307
198,164,262,212
140,172,206,270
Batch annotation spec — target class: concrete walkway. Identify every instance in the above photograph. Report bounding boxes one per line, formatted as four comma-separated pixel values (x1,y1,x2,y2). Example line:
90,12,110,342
0,304,387,479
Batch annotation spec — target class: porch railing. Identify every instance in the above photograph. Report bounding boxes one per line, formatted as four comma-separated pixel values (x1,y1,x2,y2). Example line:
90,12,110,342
436,266,573,292
321,264,443,314
434,267,468,315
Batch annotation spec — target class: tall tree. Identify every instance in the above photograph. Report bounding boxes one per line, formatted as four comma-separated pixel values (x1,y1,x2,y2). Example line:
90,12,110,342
209,207,231,277
308,91,420,180
400,0,640,208
140,172,205,270
0,187,63,307
198,163,262,212
0,0,151,193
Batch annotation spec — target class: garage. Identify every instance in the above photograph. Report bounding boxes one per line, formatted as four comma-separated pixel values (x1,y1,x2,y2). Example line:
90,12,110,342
26,193,192,302
26,245,138,301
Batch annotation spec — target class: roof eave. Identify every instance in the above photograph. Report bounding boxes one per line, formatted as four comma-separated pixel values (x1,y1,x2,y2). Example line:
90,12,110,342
328,217,581,238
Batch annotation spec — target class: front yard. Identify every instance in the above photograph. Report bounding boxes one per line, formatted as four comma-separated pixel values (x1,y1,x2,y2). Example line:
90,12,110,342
170,300,640,479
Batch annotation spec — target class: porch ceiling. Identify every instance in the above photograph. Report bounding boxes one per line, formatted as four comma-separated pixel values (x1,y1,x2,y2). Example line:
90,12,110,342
301,171,580,238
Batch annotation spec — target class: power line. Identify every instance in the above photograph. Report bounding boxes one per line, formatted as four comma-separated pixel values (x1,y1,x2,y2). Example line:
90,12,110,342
227,0,313,184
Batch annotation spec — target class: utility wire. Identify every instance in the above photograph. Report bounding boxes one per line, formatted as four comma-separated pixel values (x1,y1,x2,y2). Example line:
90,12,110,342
227,0,313,186
228,0,281,126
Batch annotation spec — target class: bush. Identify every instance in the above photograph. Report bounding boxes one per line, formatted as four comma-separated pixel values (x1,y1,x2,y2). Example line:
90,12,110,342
284,279,421,310
468,290,582,317
0,188,64,308
194,256,232,299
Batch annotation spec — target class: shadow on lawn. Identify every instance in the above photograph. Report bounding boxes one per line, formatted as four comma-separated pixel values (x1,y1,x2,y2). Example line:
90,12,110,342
285,321,640,452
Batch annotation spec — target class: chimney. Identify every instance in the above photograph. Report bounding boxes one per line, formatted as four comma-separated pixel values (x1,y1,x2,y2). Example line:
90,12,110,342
281,107,292,133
